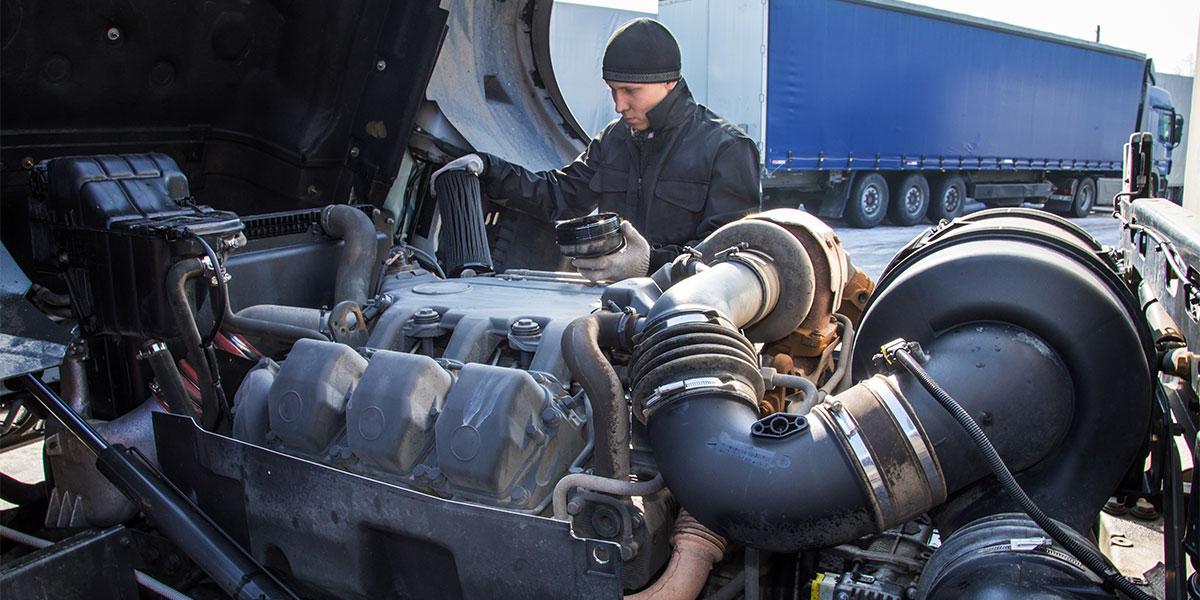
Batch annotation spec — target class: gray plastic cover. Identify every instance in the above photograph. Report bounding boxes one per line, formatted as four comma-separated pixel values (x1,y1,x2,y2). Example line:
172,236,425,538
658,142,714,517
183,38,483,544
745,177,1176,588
435,363,585,509
267,339,367,455
347,350,452,475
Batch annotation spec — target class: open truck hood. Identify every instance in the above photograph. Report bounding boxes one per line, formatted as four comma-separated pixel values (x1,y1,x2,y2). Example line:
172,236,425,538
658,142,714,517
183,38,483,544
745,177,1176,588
417,1,588,172
0,0,588,374
1,1,445,213
1,0,586,215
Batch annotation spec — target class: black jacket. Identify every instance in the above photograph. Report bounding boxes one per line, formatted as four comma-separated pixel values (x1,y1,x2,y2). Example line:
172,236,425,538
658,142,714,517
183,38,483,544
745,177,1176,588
477,80,761,270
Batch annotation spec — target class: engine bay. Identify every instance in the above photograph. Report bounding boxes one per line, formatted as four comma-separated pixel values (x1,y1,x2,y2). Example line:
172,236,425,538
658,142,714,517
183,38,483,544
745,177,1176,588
0,1,1196,597
0,146,1188,599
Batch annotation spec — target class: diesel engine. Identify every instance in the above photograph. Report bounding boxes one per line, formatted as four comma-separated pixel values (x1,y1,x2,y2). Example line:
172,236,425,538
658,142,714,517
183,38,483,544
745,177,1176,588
0,152,1178,600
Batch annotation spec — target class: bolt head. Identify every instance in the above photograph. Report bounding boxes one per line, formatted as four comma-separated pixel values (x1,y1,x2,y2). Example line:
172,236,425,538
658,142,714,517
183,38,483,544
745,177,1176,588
106,27,121,41
375,59,387,71
349,146,360,158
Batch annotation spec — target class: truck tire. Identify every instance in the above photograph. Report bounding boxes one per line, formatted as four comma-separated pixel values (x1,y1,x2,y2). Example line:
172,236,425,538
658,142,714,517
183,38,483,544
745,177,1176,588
845,172,889,228
929,174,966,222
888,173,930,226
1068,177,1095,218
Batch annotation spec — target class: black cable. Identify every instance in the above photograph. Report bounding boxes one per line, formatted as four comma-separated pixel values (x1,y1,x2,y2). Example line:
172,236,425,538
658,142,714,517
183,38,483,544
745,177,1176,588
184,230,227,345
889,346,1155,600
407,245,447,279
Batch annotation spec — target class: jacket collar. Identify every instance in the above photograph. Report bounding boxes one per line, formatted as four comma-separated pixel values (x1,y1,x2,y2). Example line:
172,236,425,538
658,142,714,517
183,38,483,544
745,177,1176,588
644,77,694,133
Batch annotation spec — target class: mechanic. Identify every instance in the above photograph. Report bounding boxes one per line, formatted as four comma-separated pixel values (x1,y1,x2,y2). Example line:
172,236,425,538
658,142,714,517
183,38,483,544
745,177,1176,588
431,18,761,283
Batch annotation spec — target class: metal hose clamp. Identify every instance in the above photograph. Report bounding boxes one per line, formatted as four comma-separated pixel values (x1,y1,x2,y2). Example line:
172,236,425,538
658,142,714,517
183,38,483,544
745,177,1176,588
643,377,757,416
865,376,947,504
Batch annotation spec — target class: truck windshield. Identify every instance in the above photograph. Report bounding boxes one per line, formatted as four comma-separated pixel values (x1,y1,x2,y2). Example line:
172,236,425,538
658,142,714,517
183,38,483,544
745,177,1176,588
1159,110,1174,144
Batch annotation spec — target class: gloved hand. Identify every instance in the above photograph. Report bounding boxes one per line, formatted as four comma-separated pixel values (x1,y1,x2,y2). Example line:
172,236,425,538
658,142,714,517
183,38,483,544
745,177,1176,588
573,221,651,283
430,154,484,194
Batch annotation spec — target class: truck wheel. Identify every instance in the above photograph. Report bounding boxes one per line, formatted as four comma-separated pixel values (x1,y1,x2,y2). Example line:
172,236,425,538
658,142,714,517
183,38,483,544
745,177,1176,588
1068,177,1095,218
929,174,966,222
888,173,930,226
845,173,889,228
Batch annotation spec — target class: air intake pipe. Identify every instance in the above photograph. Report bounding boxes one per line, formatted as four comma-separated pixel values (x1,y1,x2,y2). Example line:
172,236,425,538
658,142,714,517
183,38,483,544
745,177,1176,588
634,209,1153,552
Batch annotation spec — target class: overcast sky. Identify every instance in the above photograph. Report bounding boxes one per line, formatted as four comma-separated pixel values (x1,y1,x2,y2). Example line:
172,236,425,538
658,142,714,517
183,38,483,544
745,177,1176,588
914,0,1199,75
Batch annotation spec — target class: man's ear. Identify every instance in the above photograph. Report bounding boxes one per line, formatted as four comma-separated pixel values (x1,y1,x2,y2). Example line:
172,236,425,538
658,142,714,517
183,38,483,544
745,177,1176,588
666,80,679,91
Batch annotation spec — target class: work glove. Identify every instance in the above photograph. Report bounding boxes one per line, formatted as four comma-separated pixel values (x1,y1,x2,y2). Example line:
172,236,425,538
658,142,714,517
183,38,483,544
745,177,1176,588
430,154,484,194
573,221,651,283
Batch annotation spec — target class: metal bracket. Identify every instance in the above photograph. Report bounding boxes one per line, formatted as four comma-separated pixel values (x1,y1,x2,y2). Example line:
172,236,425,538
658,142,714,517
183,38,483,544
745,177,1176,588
750,413,809,440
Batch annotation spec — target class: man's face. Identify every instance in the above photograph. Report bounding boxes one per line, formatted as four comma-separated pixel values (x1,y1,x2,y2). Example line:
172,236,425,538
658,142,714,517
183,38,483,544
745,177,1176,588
606,80,678,131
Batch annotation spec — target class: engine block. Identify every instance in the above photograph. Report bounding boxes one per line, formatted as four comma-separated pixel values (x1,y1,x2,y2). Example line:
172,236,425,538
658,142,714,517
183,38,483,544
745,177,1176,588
232,270,608,511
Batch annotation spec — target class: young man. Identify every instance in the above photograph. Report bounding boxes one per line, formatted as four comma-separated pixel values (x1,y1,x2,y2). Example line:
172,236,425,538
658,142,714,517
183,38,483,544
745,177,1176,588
432,18,761,282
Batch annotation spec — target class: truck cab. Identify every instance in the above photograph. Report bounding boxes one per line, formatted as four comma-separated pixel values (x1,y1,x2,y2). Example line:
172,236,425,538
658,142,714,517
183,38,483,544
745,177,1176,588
1144,83,1185,194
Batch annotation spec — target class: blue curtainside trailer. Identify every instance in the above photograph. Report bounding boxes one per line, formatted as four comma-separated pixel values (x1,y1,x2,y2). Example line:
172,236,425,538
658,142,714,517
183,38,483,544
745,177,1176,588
755,0,1185,227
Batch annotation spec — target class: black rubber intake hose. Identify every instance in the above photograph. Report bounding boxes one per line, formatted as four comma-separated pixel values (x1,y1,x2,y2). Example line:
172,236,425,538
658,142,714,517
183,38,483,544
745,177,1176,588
638,209,1152,553
320,205,378,306
562,311,629,479
433,170,493,277
640,321,1073,551
630,310,765,422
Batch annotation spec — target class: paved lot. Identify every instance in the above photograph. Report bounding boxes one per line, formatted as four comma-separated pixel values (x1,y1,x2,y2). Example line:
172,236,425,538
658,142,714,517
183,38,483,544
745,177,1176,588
830,201,1123,281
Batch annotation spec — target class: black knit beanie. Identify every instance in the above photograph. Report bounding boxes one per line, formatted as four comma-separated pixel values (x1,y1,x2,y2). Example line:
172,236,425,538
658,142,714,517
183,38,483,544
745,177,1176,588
602,18,681,83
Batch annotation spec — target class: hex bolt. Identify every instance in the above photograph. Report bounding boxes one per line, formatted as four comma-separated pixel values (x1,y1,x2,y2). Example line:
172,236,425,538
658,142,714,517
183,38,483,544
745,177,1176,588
511,318,542,337
413,307,441,325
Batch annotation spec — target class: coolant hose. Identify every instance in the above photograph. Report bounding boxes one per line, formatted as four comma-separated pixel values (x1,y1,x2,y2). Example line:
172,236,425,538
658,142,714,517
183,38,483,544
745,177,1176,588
819,313,855,394
224,297,327,345
562,311,630,479
166,258,222,429
320,204,378,307
141,342,199,419
626,511,726,600
552,473,664,521
0,473,46,506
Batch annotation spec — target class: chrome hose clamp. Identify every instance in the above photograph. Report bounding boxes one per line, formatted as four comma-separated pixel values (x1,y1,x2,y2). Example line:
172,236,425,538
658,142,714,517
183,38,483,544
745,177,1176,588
643,377,756,416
